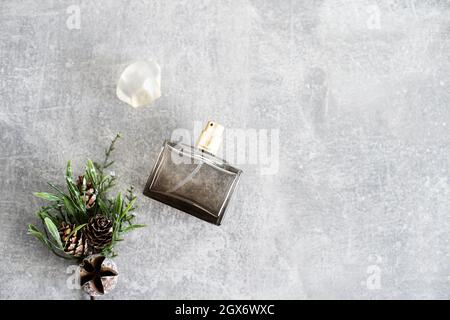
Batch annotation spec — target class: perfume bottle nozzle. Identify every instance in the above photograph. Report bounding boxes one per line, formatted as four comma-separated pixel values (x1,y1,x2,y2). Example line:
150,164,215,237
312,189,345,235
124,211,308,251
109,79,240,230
196,121,224,155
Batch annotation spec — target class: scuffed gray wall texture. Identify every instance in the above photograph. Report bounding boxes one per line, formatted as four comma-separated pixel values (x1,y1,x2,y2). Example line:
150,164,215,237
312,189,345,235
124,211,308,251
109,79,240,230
1,0,449,299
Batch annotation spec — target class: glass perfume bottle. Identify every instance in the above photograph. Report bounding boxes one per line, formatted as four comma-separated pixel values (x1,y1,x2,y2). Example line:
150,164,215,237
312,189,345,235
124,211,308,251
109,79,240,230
143,121,242,225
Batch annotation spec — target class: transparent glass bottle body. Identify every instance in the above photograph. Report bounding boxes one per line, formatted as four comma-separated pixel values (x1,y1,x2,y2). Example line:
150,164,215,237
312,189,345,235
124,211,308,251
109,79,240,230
143,140,242,225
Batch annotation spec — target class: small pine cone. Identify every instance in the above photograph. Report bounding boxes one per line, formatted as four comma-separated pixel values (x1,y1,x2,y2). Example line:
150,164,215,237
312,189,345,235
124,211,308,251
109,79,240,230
59,222,73,243
76,176,97,209
67,233,89,257
85,215,113,253
58,222,89,258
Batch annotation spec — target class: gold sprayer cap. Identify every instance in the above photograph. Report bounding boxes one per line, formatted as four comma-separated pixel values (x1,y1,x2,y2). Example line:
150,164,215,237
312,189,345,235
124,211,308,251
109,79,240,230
196,121,224,155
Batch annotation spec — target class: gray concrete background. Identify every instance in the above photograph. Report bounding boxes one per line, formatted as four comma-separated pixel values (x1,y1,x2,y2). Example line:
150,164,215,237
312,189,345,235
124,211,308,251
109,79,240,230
0,0,449,299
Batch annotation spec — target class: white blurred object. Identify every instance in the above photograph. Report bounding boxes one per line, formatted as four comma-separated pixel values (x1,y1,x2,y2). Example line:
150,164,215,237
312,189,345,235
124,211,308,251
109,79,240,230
116,60,161,108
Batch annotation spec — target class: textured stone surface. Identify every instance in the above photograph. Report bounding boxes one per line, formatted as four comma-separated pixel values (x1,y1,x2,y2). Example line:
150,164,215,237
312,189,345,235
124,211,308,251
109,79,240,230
0,0,449,299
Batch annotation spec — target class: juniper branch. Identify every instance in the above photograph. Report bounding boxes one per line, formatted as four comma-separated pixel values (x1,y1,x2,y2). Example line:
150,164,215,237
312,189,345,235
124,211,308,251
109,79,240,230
101,133,122,173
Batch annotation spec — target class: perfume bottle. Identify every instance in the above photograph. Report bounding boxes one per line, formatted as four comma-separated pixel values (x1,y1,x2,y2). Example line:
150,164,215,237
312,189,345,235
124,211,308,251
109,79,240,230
143,121,242,225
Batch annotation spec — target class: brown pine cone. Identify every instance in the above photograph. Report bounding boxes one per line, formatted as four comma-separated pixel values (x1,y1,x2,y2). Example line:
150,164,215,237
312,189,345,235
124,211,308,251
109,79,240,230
58,222,89,258
85,215,113,253
76,176,97,209
80,254,118,297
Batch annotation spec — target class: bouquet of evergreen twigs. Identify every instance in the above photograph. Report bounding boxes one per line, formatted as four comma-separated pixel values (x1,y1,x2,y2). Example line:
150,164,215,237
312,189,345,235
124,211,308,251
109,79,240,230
27,134,144,297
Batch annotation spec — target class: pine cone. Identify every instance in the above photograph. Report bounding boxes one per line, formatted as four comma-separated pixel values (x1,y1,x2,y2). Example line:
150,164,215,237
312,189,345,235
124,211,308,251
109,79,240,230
80,254,118,297
76,176,97,209
85,215,113,253
58,222,89,258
